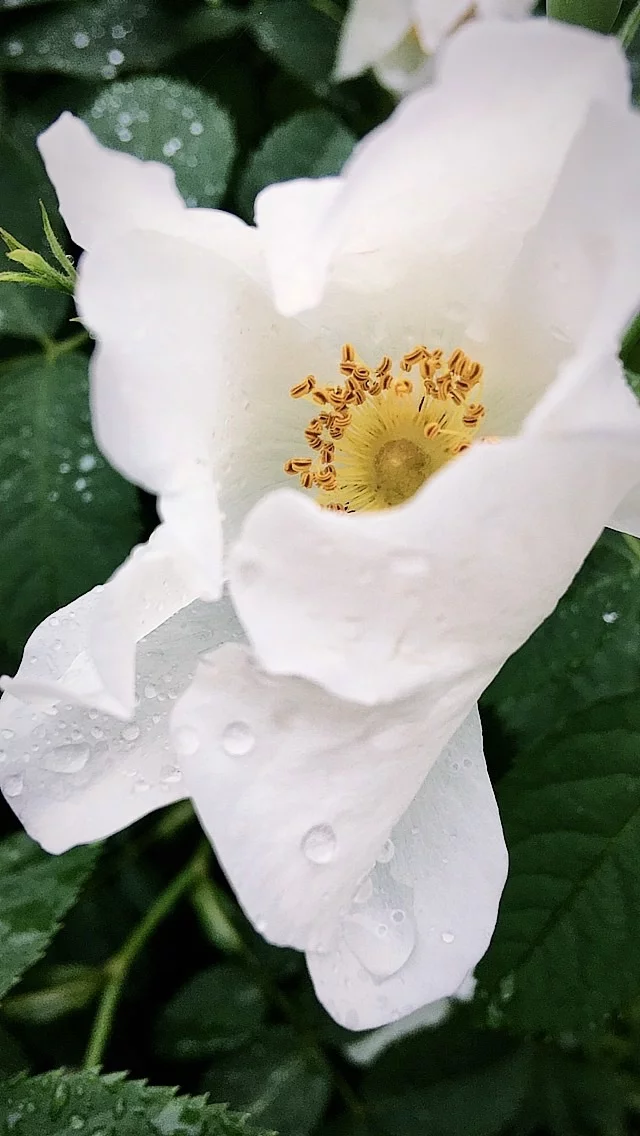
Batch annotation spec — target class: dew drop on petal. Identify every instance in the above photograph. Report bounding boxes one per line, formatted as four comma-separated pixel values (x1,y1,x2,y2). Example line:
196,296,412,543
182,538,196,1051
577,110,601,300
121,725,140,742
441,931,455,944
302,824,337,864
221,721,255,757
3,773,23,798
160,764,182,785
44,744,89,774
344,909,415,978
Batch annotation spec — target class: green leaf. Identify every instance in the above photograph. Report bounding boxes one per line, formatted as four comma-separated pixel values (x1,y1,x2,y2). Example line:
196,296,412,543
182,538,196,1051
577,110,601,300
483,531,640,750
513,1047,627,1136
249,0,339,94
0,1070,272,1136
547,0,622,32
478,692,640,1035
40,202,76,280
2,964,103,1024
0,351,141,650
360,1016,530,1136
0,132,68,339
155,965,267,1061
83,77,237,207
237,108,355,218
0,0,181,77
202,1025,331,1136
0,833,98,1003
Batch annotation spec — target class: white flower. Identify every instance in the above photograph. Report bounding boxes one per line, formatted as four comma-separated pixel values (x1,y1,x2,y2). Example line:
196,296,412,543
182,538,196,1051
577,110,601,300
2,22,640,1033
335,0,535,95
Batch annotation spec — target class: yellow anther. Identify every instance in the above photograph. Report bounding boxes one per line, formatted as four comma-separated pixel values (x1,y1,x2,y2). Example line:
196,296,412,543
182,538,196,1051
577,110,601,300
284,341,485,512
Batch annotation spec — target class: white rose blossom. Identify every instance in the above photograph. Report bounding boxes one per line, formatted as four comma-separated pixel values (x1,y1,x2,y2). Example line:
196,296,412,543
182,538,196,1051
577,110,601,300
335,0,535,95
1,22,640,1033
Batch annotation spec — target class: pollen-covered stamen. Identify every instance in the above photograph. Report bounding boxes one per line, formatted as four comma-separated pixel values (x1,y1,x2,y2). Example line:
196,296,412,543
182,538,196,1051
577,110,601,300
284,343,486,512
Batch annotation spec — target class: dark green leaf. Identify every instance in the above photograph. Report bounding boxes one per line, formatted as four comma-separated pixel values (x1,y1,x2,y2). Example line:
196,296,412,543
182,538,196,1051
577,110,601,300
0,1070,272,1136
83,76,237,207
547,0,622,31
155,965,267,1060
249,1,339,94
0,351,141,648
202,1025,331,1136
0,833,98,1003
513,1046,627,1136
237,108,355,218
479,692,640,1034
361,1015,530,1136
0,0,180,77
483,531,640,750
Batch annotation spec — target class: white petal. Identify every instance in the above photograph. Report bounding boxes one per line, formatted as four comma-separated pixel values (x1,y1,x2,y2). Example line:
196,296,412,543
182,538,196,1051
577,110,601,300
262,21,629,322
306,707,506,1030
38,113,185,250
334,0,412,81
172,643,479,956
254,179,343,319
77,228,321,597
0,599,240,853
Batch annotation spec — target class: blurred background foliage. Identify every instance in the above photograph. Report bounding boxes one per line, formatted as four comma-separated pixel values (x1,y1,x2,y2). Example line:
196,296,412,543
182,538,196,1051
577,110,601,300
2,1,640,1134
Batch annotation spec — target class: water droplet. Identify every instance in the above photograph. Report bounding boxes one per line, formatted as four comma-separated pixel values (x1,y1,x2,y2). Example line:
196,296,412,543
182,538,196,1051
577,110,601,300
121,724,140,742
174,725,200,755
44,743,89,774
221,721,255,757
441,931,455,944
70,1116,84,1130
376,838,395,864
602,611,619,624
353,876,373,904
162,137,182,157
3,773,23,798
90,727,104,740
189,120,204,136
144,684,157,699
391,909,405,923
133,777,150,793
344,908,415,978
302,824,337,864
160,764,182,785
1,729,14,740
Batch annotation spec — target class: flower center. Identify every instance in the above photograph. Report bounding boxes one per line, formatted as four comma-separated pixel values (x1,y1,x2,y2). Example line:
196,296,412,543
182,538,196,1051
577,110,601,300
284,344,486,513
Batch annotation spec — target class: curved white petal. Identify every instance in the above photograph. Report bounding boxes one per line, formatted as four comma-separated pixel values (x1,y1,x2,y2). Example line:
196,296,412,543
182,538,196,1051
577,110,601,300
307,707,506,1030
172,643,485,959
77,228,326,597
0,595,244,853
38,113,186,250
345,1000,452,1064
334,0,412,81
263,22,629,322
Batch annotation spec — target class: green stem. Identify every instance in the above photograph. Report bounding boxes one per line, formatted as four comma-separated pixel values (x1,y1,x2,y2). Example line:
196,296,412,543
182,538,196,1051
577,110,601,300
619,0,640,45
83,845,210,1070
193,876,367,1122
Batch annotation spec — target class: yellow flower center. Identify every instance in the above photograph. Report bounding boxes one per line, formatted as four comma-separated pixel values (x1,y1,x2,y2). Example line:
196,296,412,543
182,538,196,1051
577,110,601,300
284,344,487,513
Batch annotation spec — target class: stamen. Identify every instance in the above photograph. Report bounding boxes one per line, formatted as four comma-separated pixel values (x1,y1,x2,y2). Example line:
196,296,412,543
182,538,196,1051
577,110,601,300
284,342,486,513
